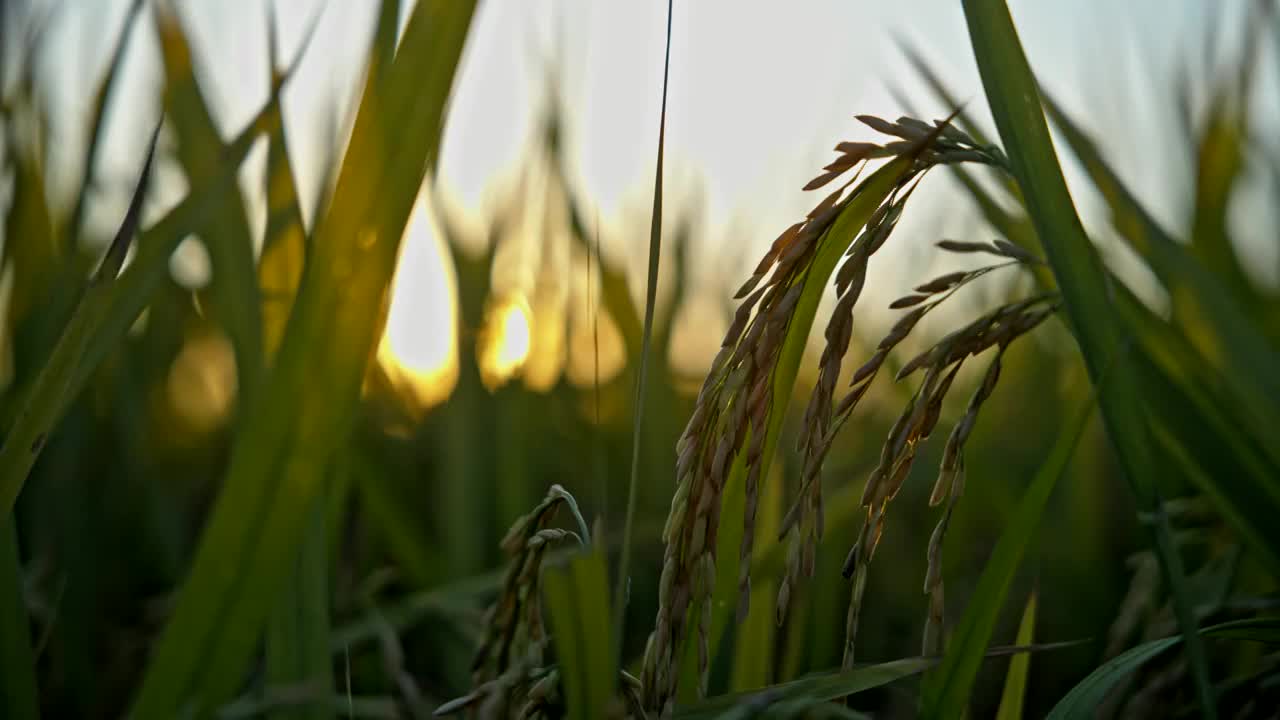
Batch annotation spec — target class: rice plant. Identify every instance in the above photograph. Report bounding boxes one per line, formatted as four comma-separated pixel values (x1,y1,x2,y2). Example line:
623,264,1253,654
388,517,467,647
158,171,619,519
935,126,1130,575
2,1,1278,719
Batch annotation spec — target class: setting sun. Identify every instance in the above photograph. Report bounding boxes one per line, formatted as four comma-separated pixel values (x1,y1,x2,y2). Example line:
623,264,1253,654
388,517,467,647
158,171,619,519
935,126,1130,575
377,196,459,408
480,293,533,389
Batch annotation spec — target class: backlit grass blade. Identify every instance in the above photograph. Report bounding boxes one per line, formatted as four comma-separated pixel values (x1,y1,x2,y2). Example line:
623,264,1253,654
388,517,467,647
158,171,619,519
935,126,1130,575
260,11,332,718
1197,618,1280,645
919,379,1096,719
71,93,287,399
154,6,264,404
64,0,144,243
264,493,331,720
1046,637,1181,720
0,122,160,518
129,2,477,715
544,549,616,719
1135,357,1280,571
258,4,315,361
0,525,38,720
955,157,1280,572
616,0,674,653
941,84,1280,572
0,120,158,720
0,76,287,720
680,642,1080,720
994,592,1037,720
1043,94,1280,405
959,2,1214,715
675,657,933,719
1108,279,1280,565
1189,95,1256,307
1,58,58,335
1046,619,1280,720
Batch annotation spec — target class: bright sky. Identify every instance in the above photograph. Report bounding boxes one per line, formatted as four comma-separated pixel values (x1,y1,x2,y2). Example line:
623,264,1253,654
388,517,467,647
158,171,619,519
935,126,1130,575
32,0,1244,242
14,0,1275,397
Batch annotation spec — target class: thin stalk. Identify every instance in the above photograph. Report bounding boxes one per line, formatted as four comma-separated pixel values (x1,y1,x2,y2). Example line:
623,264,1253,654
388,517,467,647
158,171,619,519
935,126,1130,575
614,0,674,665
591,211,606,532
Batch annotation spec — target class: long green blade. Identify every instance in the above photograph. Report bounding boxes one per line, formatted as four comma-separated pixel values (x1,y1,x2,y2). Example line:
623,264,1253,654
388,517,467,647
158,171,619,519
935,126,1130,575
1043,94,1280,411
64,0,144,243
675,657,933,720
260,14,332,718
994,592,1037,720
1047,619,1280,720
154,7,264,404
615,0,674,653
1046,637,1180,720
0,124,160,518
959,2,1214,715
129,2,477,715
939,83,1280,575
264,494,331,720
545,549,616,720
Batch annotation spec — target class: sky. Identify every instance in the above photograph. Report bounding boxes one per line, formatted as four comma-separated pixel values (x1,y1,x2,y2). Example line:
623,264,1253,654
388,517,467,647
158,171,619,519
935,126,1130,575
9,0,1275,396
27,0,1247,240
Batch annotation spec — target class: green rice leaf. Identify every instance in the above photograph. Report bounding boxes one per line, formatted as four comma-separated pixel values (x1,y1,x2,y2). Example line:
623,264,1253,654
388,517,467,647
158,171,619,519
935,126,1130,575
1047,618,1280,719
616,0,674,655
128,2,477,715
1188,100,1256,306
1045,637,1180,720
0,123,160,518
1199,618,1280,645
264,495,331,720
994,593,1037,720
1110,282,1280,572
257,7,314,362
675,657,933,720
1043,94,1280,410
939,83,1280,575
959,2,1215,715
154,6,264,404
259,14,333,716
72,94,286,399
64,0,144,243
0,76,288,720
544,549,616,720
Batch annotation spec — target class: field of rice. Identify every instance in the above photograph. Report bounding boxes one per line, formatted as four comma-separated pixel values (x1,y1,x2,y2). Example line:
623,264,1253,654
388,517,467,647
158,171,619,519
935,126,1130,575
2,1,1278,718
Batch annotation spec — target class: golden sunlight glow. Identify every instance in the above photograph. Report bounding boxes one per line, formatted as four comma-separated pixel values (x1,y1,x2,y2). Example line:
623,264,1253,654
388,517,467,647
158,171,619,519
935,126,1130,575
167,331,237,435
377,197,459,409
480,294,533,389
522,285,566,393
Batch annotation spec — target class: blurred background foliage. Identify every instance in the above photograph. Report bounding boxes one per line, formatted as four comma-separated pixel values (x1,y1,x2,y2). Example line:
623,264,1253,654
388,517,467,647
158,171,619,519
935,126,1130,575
1,0,1278,718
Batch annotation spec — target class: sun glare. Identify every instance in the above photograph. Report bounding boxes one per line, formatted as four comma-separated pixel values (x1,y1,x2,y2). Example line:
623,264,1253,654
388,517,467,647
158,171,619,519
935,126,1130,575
481,294,533,389
377,197,459,409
